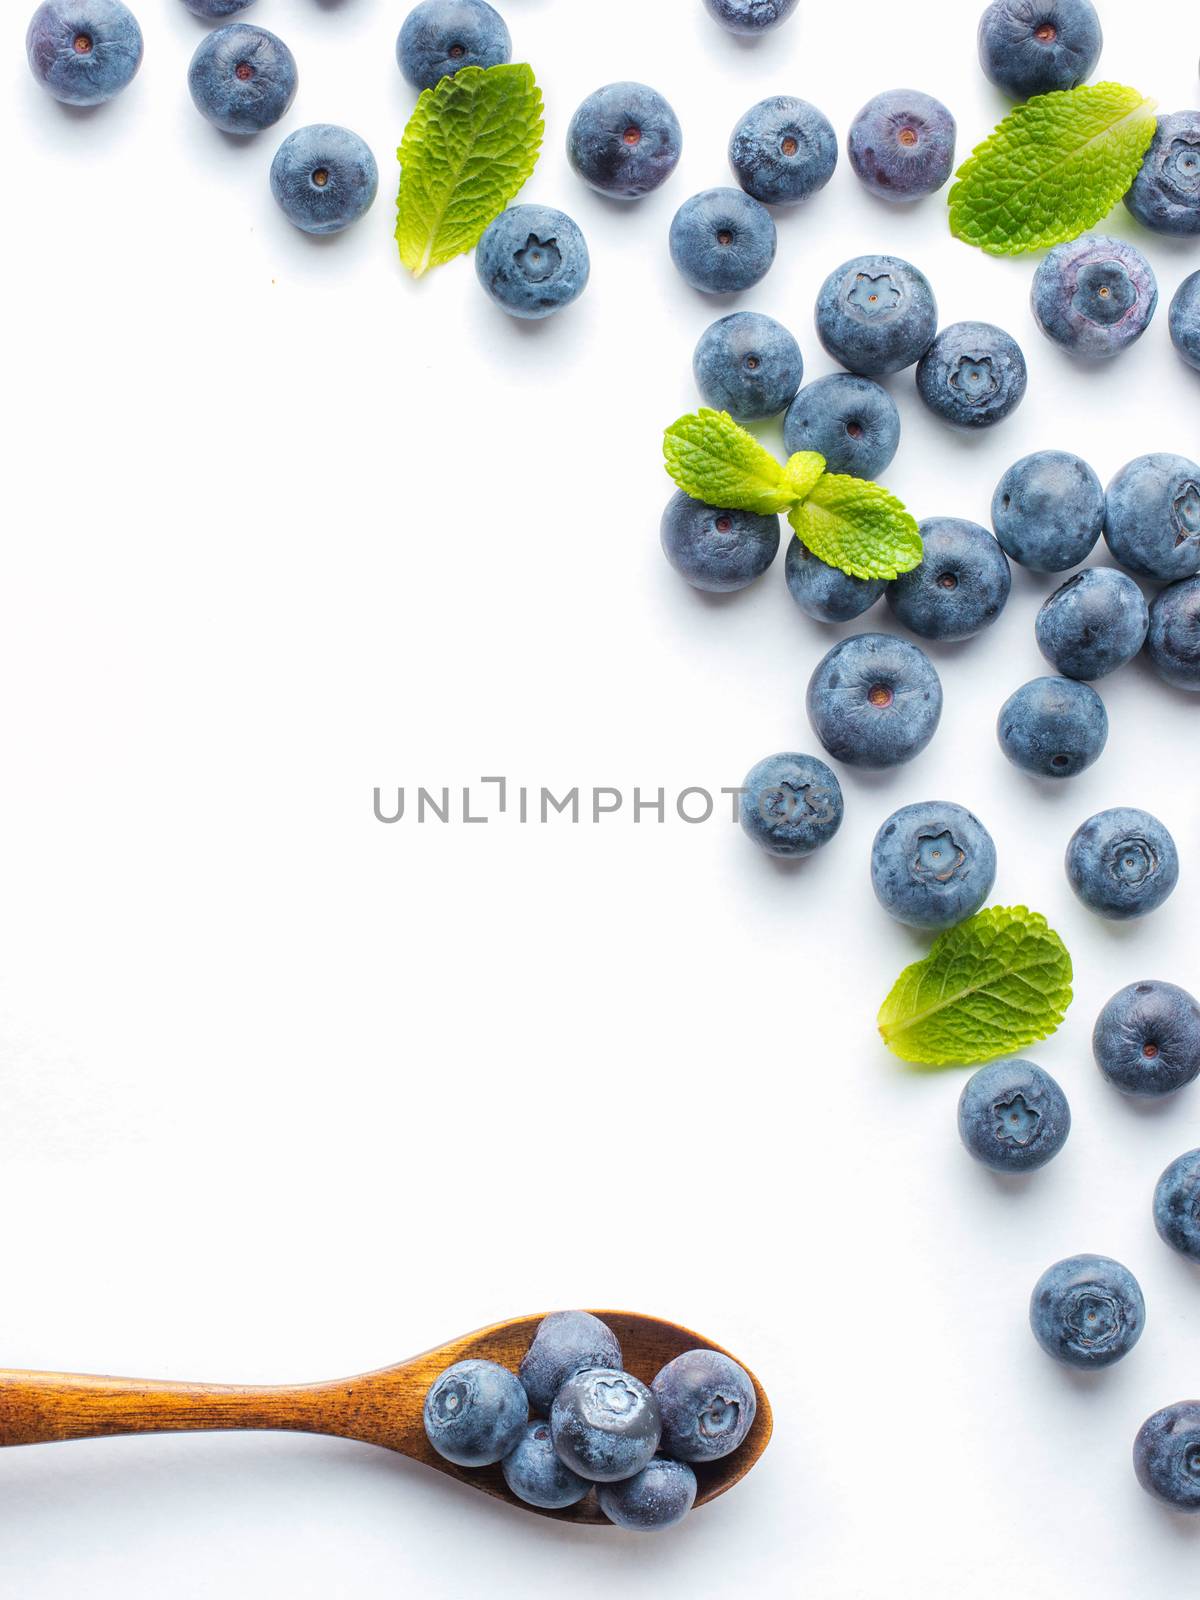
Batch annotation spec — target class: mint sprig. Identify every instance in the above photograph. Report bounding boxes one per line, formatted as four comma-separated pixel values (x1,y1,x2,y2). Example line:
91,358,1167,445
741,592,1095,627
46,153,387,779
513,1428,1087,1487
878,906,1074,1068
663,410,922,582
949,82,1157,256
396,63,544,278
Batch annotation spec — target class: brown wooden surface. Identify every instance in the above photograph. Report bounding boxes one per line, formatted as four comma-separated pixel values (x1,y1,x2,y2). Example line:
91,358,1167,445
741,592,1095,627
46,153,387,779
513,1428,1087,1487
0,1311,772,1526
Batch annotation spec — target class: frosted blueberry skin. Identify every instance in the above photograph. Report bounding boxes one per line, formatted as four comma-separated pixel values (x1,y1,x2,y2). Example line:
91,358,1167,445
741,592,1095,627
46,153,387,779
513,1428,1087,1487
550,1369,661,1484
1147,577,1200,692
703,0,798,33
785,538,886,624
1105,454,1200,583
1031,236,1158,361
26,0,143,106
996,677,1108,780
694,313,803,422
1154,1150,1200,1262
423,1359,528,1468
652,1349,756,1464
958,1060,1071,1174
1030,1255,1145,1370
1135,1402,1200,1513
847,89,957,203
814,255,938,377
739,752,844,860
1171,272,1200,372
396,0,510,92
1035,569,1149,681
567,82,682,200
518,1311,622,1418
501,1421,592,1510
270,126,378,236
887,518,1011,642
977,0,1102,99
475,204,590,320
916,321,1028,430
991,450,1104,573
1125,112,1200,237
184,0,256,17
1094,982,1200,1099
600,1457,697,1531
669,189,777,295
783,375,900,480
729,96,837,206
807,633,943,770
188,24,297,134
1066,807,1179,922
871,801,997,930
661,492,780,593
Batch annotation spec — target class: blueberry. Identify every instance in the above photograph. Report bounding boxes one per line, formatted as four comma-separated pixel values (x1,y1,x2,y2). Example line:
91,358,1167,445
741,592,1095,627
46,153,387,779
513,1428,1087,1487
783,375,900,480
996,677,1108,780
916,321,1028,430
423,1359,528,1467
739,752,845,860
270,126,378,236
26,0,142,105
957,1060,1071,1174
187,23,297,135
518,1311,622,1417
785,537,886,623
1171,271,1200,371
1029,1255,1145,1370
703,0,798,32
1035,569,1149,680
502,1420,592,1510
693,313,802,423
669,189,776,295
600,1458,697,1531
729,96,837,206
1031,235,1158,360
1153,1149,1200,1263
1066,807,1180,921
475,204,590,320
1094,982,1200,1099
550,1369,661,1484
1147,576,1200,692
661,492,780,593
184,0,255,16
396,0,510,92
806,633,943,770
1105,454,1200,583
871,801,997,930
847,89,957,203
991,450,1104,573
1125,112,1200,237
814,255,938,377
567,82,682,200
1134,1402,1200,1513
977,0,1102,98
652,1349,756,1463
887,518,1011,642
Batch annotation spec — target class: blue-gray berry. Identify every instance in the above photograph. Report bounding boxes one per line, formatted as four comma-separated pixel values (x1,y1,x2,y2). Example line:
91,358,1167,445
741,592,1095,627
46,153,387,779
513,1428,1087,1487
807,633,943,770
518,1311,622,1417
475,205,590,320
785,537,886,624
977,0,1102,98
1134,1402,1200,1513
1154,1149,1200,1263
1031,235,1158,361
502,1420,592,1509
270,126,378,235
550,1369,661,1484
1171,271,1200,371
599,1457,697,1531
739,752,844,860
997,677,1108,780
27,0,142,105
814,255,938,377
1035,568,1149,680
887,518,1011,642
991,451,1104,573
661,492,780,593
567,82,682,199
872,801,997,930
783,375,900,480
1105,454,1200,583
729,96,837,206
651,1349,756,1463
847,89,956,203
693,312,802,422
1147,577,1200,692
1125,112,1200,237
958,1061,1071,1174
669,189,777,295
916,322,1027,430
423,1359,528,1468
1094,982,1200,1098
703,0,798,33
188,23,297,135
1030,1255,1145,1370
1066,807,1179,921
396,0,510,92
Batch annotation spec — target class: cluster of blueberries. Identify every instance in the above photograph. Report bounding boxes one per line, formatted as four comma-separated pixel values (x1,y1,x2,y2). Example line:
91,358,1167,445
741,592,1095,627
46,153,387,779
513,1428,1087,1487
422,1311,757,1532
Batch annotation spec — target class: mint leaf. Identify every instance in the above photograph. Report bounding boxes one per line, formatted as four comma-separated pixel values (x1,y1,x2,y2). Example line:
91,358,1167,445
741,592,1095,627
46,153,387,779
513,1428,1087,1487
949,82,1157,256
788,474,922,582
396,63,544,278
878,906,1074,1068
663,410,795,515
783,451,826,504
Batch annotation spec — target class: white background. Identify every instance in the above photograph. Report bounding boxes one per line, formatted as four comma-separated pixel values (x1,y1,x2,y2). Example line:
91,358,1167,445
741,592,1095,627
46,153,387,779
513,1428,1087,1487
2,0,1199,1594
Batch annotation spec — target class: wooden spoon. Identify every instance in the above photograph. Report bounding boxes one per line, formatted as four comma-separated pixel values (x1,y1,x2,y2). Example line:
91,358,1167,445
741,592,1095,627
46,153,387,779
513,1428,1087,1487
0,1310,772,1525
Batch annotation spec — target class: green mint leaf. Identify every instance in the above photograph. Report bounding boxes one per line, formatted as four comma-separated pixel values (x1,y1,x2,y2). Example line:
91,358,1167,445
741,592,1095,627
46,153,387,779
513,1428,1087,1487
396,63,544,278
783,451,826,504
878,906,1074,1068
788,473,923,582
663,410,795,515
949,82,1157,256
